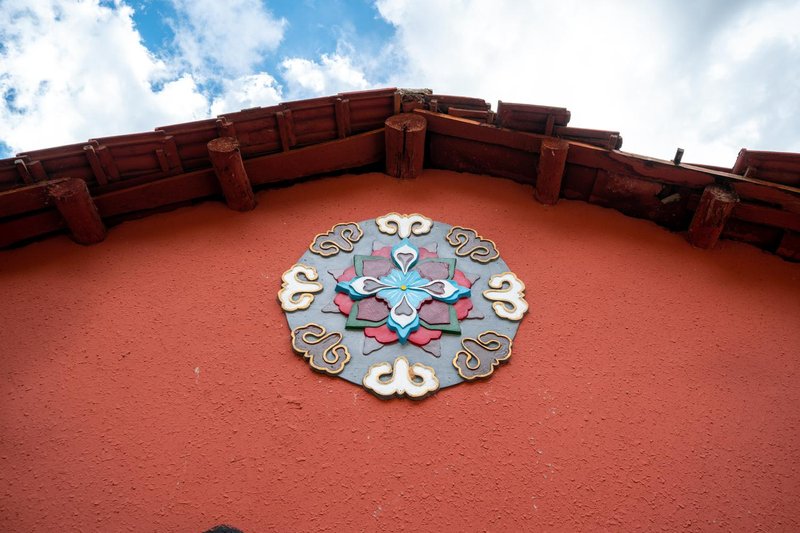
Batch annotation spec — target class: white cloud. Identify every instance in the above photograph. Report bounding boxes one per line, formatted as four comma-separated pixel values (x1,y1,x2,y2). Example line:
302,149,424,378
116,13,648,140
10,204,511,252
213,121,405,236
0,0,367,155
685,1,800,161
210,73,283,115
169,0,286,77
375,0,800,166
0,0,209,153
281,53,370,99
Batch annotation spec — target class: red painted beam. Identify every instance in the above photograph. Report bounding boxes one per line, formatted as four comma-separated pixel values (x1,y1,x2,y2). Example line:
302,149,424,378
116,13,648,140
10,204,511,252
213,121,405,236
414,109,543,153
245,128,385,185
94,169,220,218
0,210,65,248
0,180,57,218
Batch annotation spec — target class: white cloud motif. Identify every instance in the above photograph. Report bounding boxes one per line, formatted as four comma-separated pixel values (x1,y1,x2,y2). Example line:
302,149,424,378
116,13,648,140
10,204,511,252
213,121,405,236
363,357,439,399
483,272,528,321
375,212,433,239
278,264,324,312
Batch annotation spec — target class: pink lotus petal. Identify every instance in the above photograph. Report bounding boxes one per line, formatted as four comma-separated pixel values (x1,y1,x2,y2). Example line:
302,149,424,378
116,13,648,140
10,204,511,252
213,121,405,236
454,297,473,320
334,292,354,315
453,269,471,288
408,327,442,346
364,325,397,343
337,266,356,282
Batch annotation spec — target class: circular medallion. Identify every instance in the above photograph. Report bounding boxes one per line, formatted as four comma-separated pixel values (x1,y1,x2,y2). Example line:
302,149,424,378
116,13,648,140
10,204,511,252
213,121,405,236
278,213,528,400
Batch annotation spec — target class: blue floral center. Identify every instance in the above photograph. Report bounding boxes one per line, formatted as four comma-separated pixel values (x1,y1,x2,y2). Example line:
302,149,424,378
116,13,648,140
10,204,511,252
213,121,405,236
335,239,470,343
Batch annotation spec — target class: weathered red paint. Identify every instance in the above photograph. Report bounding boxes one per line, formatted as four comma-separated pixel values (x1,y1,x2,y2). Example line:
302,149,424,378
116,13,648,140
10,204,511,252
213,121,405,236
687,184,739,249
535,138,569,205
384,113,426,179
1,170,799,531
207,137,256,212
48,177,106,244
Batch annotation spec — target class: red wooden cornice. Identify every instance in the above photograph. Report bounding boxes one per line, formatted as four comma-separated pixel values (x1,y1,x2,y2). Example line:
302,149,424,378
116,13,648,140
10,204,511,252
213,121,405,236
1,88,798,261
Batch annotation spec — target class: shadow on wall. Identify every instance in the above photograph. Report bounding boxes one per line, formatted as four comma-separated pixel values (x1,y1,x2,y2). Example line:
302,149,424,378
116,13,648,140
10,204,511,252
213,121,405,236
203,526,244,533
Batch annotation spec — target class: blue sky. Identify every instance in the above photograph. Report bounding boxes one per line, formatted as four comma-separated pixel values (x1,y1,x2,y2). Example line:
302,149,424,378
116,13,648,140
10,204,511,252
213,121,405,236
130,0,394,81
1,0,799,166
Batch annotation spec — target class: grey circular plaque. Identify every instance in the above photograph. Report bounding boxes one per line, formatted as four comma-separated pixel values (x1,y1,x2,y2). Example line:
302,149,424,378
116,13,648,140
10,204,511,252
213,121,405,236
278,213,528,399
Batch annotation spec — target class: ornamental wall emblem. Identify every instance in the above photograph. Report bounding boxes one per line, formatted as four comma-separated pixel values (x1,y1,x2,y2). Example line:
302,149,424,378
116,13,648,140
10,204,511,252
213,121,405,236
279,213,528,400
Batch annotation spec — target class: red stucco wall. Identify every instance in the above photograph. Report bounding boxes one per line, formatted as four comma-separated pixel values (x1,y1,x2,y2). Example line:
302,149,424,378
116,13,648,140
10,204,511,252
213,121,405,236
1,170,799,531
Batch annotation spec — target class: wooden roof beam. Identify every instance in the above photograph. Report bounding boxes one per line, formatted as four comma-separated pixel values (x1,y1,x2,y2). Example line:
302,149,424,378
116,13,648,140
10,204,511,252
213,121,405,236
687,184,739,249
207,137,256,211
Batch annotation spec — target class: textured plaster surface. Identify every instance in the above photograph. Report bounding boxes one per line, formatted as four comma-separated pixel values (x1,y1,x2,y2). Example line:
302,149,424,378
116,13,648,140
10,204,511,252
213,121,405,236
1,170,799,532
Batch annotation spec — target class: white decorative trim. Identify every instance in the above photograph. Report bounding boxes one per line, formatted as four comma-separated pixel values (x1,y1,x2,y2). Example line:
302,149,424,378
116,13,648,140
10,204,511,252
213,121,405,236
483,272,528,321
375,212,433,239
362,356,439,399
278,264,323,312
